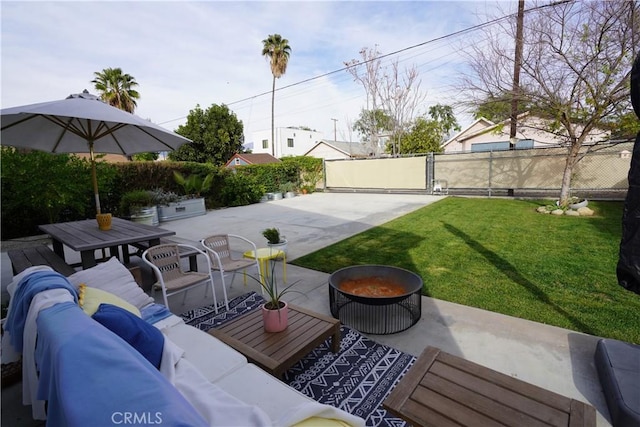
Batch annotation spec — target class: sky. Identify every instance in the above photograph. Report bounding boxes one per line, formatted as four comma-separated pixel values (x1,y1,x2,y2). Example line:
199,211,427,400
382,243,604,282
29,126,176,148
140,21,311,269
1,1,510,145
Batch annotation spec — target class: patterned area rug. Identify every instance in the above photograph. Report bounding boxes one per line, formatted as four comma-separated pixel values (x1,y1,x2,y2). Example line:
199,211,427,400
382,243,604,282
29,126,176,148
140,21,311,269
180,292,416,427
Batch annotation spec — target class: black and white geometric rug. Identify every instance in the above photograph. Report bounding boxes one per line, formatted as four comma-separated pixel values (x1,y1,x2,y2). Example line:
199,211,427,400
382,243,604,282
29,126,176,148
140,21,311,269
180,292,416,427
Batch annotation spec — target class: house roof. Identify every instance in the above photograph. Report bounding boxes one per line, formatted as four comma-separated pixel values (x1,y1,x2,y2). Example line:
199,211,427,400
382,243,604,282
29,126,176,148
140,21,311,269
304,140,370,157
225,153,281,167
442,117,495,148
442,113,546,147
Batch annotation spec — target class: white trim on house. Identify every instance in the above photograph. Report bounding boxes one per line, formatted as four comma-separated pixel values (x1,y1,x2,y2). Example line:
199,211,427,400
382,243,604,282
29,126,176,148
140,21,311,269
442,113,610,153
304,140,370,160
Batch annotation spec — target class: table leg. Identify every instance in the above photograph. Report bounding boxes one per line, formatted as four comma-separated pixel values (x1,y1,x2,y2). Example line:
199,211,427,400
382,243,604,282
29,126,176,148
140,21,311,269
51,239,65,260
282,253,287,283
109,246,119,260
122,244,131,264
260,259,267,286
188,255,197,272
80,250,97,269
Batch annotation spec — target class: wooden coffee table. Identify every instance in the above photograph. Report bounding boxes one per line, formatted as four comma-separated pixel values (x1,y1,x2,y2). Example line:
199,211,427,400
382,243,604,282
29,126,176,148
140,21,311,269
383,346,595,427
209,304,340,379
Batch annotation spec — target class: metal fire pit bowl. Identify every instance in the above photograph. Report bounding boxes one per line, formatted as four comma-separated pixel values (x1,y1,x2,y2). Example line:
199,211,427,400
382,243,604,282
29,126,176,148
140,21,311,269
328,265,422,334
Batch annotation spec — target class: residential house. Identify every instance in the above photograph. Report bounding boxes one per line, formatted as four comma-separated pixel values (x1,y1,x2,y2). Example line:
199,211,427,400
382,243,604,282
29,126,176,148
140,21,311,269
251,127,323,158
224,153,280,169
442,113,610,153
304,140,371,160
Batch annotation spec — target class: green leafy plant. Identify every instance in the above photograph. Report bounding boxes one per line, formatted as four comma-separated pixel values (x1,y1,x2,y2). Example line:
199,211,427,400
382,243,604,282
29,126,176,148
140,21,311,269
279,181,296,193
262,227,282,244
119,190,153,216
250,261,301,310
173,171,213,198
148,188,180,206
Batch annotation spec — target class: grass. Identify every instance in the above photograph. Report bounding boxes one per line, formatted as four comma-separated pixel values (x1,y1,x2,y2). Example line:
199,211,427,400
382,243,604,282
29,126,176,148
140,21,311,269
292,197,640,343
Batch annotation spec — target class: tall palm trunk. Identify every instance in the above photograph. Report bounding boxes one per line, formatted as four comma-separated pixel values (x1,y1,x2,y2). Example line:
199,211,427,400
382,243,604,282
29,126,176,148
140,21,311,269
271,76,276,157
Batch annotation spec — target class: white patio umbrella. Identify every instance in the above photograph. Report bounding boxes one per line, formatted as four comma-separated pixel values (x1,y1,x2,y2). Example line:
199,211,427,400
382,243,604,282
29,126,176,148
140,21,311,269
0,90,191,214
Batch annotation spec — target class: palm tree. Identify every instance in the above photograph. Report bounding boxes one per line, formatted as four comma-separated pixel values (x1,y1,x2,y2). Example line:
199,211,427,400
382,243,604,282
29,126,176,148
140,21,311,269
91,67,140,113
261,34,291,157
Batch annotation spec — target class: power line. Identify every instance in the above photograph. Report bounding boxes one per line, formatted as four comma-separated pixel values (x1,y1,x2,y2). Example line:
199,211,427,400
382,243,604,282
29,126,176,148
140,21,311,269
158,0,574,126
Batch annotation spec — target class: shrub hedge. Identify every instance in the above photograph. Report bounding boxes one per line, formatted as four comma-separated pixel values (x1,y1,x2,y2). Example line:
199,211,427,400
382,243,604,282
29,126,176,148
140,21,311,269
1,148,323,239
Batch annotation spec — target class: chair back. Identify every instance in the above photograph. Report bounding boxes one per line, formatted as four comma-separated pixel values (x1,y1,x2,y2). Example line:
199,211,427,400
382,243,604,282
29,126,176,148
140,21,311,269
144,244,184,281
202,235,232,265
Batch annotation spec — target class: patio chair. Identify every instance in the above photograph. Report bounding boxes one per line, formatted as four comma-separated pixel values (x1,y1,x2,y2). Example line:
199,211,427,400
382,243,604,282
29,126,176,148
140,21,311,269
200,234,262,296
432,179,449,195
143,243,224,312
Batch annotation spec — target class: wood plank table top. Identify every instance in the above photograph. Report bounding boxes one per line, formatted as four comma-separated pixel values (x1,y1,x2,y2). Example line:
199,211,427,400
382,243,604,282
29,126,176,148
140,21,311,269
209,304,341,379
39,217,175,269
383,346,596,427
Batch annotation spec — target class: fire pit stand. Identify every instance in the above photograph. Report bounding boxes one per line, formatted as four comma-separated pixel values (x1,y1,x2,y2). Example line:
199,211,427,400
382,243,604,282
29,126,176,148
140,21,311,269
328,265,422,334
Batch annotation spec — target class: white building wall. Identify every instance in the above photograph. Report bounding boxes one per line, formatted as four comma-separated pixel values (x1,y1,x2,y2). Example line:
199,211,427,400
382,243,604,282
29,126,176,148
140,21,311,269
252,128,323,158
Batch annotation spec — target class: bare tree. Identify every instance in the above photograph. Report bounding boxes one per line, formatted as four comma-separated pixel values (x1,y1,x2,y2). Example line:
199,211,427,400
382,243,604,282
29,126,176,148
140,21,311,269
345,47,384,155
379,60,427,155
461,0,638,206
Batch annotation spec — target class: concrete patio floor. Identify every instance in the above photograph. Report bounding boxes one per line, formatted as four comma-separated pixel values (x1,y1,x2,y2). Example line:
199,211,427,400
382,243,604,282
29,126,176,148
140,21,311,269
1,193,612,426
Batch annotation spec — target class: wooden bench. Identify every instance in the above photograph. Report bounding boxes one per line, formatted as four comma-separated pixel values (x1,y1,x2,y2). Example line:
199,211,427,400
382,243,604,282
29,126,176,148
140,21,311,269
7,245,142,285
8,245,76,277
383,346,595,427
126,237,200,271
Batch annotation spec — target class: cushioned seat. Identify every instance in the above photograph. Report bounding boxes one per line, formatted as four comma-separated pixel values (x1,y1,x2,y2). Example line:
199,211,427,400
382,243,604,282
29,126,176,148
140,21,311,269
214,363,316,421
161,322,247,383
595,339,640,427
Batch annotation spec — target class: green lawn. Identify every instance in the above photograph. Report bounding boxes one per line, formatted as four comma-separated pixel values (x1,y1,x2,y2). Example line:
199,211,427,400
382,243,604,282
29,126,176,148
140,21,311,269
292,197,640,343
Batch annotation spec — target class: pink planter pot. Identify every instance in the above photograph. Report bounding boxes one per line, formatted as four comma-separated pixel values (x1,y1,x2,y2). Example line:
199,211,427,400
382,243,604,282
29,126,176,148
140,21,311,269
261,301,288,332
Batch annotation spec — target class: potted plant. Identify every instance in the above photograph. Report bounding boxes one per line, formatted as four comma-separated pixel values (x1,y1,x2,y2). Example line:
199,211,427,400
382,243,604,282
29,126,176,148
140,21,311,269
253,262,300,332
156,172,212,222
280,182,297,198
173,171,213,198
120,190,155,225
262,227,288,254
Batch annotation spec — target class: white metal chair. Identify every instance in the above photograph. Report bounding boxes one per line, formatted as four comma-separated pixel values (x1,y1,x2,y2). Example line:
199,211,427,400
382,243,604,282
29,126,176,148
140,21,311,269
432,179,449,195
142,243,225,312
200,234,262,296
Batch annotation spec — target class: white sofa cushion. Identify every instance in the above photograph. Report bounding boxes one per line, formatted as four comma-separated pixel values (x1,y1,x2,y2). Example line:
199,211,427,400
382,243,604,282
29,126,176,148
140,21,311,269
214,363,313,421
68,257,154,309
162,323,247,383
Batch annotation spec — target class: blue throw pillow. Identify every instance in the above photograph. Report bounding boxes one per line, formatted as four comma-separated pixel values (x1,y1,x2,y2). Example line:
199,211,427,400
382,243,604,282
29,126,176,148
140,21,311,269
92,303,164,369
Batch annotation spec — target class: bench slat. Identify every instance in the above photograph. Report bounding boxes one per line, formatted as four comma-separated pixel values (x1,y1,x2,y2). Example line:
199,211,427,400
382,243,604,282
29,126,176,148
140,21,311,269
8,246,76,277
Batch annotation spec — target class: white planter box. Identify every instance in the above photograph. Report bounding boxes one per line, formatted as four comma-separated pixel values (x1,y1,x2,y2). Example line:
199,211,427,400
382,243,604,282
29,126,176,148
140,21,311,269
157,198,206,222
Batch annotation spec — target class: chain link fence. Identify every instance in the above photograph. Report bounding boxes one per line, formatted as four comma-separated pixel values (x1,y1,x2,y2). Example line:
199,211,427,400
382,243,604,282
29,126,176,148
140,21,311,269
430,141,633,200
323,141,632,200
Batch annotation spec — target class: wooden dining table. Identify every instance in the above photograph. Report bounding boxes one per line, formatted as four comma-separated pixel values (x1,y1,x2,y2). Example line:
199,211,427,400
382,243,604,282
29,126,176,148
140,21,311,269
39,217,176,270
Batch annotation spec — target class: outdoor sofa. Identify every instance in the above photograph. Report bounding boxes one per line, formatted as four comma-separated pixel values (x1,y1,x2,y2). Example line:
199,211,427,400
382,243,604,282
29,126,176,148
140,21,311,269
595,339,640,427
2,257,365,426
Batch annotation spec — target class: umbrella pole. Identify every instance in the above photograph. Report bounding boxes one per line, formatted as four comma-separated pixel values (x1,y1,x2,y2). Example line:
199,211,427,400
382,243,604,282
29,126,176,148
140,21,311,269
89,141,101,214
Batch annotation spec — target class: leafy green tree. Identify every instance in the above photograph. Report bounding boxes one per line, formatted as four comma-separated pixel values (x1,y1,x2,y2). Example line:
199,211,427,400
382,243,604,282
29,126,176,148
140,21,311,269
473,93,534,123
397,105,460,154
169,104,244,166
262,34,292,156
91,67,140,113
132,152,159,161
353,109,394,145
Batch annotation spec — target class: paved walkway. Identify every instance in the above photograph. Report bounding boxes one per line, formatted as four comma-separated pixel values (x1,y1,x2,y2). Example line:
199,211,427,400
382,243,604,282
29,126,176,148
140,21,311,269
1,193,612,426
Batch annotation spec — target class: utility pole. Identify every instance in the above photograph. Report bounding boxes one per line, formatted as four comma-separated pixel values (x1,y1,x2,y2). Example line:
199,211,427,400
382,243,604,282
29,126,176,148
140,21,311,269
510,0,525,150
331,118,338,141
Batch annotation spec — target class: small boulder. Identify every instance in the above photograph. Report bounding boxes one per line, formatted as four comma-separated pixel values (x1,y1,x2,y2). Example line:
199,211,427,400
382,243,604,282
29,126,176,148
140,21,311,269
536,206,549,213
565,209,580,216
551,209,565,216
577,207,594,216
